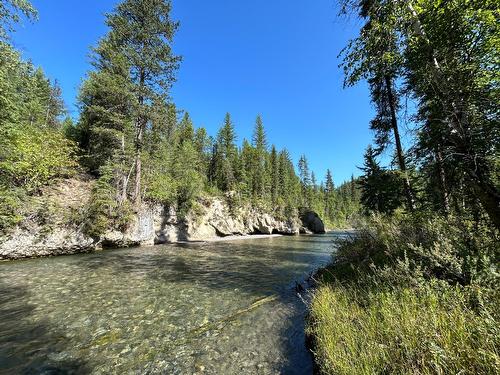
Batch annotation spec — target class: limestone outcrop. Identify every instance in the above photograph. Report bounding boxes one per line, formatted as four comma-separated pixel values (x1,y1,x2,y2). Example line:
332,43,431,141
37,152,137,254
0,182,325,260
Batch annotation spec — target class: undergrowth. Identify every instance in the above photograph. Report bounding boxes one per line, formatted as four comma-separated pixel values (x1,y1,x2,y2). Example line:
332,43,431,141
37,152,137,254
307,213,500,375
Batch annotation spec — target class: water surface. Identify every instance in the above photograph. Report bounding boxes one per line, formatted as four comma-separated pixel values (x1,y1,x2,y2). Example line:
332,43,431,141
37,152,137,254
0,232,343,374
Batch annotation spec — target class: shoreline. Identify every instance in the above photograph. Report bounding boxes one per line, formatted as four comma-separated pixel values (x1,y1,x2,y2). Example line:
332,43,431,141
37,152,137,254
179,234,284,244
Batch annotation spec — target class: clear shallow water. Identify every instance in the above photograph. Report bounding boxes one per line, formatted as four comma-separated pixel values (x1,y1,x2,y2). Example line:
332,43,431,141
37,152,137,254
0,232,343,374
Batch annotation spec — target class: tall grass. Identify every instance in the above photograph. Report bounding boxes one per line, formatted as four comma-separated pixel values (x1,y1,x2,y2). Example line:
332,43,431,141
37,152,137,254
308,284,499,374
307,214,499,375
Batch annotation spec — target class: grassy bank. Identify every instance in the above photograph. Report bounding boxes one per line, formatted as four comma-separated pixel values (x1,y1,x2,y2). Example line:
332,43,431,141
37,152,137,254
307,214,499,375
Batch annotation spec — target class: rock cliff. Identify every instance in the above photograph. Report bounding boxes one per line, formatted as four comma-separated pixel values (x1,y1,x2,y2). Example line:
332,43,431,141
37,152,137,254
0,181,325,260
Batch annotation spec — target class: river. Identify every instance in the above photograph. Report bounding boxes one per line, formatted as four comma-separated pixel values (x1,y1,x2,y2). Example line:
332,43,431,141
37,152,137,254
0,232,344,374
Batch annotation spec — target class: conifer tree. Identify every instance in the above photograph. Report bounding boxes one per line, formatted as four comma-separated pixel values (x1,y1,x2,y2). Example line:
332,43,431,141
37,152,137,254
178,112,195,145
252,115,268,199
94,0,181,205
298,155,312,207
324,169,335,219
359,146,403,214
270,145,279,206
213,113,238,191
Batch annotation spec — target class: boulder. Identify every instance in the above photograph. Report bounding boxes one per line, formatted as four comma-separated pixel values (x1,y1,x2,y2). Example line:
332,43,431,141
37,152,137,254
300,210,326,234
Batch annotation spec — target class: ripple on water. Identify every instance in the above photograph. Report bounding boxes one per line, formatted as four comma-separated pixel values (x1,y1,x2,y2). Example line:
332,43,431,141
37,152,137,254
0,233,341,374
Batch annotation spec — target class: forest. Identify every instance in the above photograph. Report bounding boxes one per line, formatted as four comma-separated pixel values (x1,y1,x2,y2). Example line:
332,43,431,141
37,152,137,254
0,0,359,238
0,0,498,374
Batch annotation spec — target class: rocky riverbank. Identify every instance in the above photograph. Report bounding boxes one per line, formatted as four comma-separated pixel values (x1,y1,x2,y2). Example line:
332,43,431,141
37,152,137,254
0,178,325,260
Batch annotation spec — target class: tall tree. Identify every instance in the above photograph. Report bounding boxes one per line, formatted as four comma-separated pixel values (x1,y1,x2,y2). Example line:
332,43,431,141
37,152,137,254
298,155,312,207
102,0,181,205
178,112,194,145
324,169,335,218
252,114,268,199
340,0,415,211
270,145,279,206
359,146,403,214
213,113,238,191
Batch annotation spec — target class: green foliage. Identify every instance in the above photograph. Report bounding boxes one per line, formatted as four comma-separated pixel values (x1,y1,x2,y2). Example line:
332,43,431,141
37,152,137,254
1,125,76,193
0,3,78,233
82,165,132,238
341,0,500,228
309,213,499,374
358,146,404,214
329,214,499,287
0,186,24,233
0,0,37,41
77,0,181,205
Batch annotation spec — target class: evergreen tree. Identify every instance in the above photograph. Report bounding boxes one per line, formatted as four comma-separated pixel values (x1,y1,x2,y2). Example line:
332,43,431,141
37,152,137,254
270,145,279,206
178,112,194,145
324,169,335,219
359,146,403,214
93,0,181,205
0,0,37,41
298,154,312,207
213,113,238,191
251,115,268,199
340,0,415,211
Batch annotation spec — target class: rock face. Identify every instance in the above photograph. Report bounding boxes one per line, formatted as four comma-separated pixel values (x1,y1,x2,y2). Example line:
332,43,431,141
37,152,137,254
0,225,97,260
300,210,326,234
154,198,303,243
0,195,310,260
0,174,328,260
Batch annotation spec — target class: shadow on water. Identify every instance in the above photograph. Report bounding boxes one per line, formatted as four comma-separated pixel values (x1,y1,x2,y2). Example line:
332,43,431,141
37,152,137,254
0,233,337,374
76,239,329,296
0,277,90,375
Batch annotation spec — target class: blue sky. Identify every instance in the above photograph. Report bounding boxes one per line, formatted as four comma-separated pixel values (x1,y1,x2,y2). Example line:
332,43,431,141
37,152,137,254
13,0,375,185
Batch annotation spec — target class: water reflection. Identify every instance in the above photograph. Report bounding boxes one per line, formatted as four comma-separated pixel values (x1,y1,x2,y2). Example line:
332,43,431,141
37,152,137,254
0,233,339,374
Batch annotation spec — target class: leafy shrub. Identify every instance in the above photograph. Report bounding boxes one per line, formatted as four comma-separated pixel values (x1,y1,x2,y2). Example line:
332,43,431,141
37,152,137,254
0,185,24,233
81,165,132,238
308,213,499,375
0,125,77,193
329,213,499,288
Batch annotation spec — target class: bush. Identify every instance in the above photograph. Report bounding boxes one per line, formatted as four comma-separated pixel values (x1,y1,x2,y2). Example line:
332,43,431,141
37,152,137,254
329,213,499,288
80,165,132,238
308,213,499,375
0,185,24,233
0,125,77,193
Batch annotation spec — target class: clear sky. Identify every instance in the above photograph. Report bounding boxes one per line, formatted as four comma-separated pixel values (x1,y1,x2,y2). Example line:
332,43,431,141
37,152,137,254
12,0,375,185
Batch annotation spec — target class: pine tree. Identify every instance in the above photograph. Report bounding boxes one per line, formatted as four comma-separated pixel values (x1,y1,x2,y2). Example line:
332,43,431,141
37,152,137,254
98,0,181,205
178,112,194,145
0,0,37,41
213,113,238,191
359,146,403,214
324,169,335,219
270,145,279,206
251,115,268,200
298,155,312,207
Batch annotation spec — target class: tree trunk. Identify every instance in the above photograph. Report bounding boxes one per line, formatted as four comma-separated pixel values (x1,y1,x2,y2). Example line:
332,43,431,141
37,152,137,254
435,146,450,215
133,69,146,206
384,75,416,211
119,134,130,204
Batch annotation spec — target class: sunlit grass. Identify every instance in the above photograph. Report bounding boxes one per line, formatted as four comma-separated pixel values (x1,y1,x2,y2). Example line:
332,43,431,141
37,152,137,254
307,283,499,375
